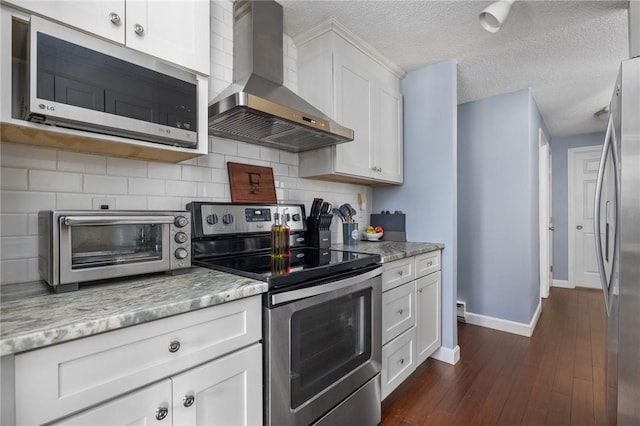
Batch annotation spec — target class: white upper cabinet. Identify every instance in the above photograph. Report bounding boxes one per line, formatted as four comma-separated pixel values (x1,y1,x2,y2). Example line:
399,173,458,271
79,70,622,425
5,0,209,74
297,25,404,185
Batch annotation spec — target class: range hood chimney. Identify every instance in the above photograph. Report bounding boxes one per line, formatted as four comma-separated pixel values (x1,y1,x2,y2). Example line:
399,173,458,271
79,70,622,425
207,0,354,152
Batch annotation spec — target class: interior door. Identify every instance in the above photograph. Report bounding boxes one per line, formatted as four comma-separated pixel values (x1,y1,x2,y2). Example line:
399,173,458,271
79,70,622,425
538,130,552,298
569,146,602,288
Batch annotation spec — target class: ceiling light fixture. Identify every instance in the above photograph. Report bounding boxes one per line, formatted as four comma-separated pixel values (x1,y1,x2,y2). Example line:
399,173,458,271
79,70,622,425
479,0,515,33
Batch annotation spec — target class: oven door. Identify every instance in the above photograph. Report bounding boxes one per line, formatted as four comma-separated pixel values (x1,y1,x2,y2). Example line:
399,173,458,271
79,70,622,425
58,215,175,285
265,267,382,426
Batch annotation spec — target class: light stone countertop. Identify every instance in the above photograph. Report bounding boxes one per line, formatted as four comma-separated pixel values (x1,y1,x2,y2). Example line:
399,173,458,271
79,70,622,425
332,240,444,263
0,267,266,356
0,241,442,356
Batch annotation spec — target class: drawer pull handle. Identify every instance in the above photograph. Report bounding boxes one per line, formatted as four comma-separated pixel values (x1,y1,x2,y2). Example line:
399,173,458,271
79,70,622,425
397,308,404,315
399,358,405,365
183,394,195,407
397,271,403,276
427,261,433,266
418,288,423,293
155,406,169,421
168,341,181,353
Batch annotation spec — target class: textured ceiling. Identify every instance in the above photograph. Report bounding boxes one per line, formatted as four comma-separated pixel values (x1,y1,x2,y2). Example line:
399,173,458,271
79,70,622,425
281,0,630,138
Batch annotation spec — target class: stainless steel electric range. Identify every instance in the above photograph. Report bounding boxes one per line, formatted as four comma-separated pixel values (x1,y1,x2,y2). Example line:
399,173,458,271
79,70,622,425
187,202,382,426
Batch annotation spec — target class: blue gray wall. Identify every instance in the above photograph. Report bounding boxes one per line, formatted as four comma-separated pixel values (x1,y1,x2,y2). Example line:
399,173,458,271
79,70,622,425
457,88,545,324
373,60,458,351
550,132,604,281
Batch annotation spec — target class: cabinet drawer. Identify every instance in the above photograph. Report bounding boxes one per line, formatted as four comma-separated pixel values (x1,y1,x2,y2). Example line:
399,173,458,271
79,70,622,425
15,296,261,426
382,281,415,344
415,250,441,278
382,258,415,292
381,327,416,400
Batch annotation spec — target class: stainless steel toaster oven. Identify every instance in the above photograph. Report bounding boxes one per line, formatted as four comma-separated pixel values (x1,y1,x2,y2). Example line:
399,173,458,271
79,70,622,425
39,210,191,293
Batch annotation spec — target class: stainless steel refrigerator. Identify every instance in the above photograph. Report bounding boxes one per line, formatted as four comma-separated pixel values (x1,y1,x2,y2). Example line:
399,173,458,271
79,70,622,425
594,56,640,425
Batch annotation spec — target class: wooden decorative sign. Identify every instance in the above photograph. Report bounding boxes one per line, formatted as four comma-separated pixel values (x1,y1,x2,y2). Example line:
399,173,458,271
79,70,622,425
227,162,277,204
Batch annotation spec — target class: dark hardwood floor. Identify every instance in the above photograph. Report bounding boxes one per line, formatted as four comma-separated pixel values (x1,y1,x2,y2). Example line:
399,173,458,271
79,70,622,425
381,287,608,426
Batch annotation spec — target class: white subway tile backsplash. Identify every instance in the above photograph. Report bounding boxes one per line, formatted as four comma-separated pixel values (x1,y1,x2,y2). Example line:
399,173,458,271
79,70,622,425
27,213,38,235
84,175,128,194
1,236,38,259
56,193,93,210
211,168,228,183
196,153,225,168
182,165,212,182
288,165,299,177
57,151,106,174
1,168,28,190
1,191,56,213
148,162,182,180
166,180,197,197
147,196,184,211
271,163,289,177
0,259,28,286
211,32,224,51
1,143,57,170
210,1,224,22
26,257,40,282
0,214,28,236
209,137,237,155
279,151,298,166
260,147,280,163
238,143,261,160
128,178,165,196
29,170,83,192
114,195,148,210
107,157,148,177
197,182,225,198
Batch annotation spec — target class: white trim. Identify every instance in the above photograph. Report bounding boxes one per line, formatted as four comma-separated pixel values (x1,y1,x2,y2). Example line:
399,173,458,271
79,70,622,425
292,17,406,78
567,145,603,290
464,302,542,337
552,279,574,289
539,129,552,299
430,345,460,365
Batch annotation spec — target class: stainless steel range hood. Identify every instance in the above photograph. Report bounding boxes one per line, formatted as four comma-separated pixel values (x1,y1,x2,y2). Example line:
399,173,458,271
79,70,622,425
207,0,354,152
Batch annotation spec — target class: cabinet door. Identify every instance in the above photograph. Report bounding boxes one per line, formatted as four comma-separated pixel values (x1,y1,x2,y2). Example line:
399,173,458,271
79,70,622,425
52,379,172,426
7,0,125,43
416,271,441,364
333,49,374,179
375,84,403,183
172,344,262,426
125,0,209,74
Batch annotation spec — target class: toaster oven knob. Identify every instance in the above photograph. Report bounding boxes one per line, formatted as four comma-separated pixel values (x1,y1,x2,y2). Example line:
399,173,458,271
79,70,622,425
174,216,189,228
175,247,188,260
222,213,234,225
292,213,301,221
206,214,218,225
174,232,188,244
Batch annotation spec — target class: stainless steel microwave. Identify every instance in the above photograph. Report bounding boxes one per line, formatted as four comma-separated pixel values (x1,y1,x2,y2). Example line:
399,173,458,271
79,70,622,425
39,211,192,293
24,16,201,148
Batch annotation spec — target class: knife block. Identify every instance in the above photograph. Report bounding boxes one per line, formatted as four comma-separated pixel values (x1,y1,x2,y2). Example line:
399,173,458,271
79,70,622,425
307,215,332,249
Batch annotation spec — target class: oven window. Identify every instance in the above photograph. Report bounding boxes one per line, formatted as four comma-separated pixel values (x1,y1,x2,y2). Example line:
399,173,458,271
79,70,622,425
70,224,163,269
290,288,372,409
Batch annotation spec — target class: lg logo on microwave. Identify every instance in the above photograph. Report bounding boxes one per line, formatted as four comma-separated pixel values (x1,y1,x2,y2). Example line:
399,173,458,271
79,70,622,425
38,103,55,111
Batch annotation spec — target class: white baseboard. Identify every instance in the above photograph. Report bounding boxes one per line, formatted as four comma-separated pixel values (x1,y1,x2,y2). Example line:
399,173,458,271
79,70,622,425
552,279,573,289
464,302,542,337
430,345,460,365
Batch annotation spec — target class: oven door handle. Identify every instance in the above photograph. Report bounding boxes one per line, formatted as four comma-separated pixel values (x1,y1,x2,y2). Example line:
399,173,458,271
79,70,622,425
62,216,176,226
271,266,383,305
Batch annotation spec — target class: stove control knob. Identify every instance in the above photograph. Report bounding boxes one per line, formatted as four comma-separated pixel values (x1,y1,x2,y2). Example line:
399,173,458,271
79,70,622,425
174,216,188,228
206,214,218,225
175,247,188,260
292,213,301,221
174,232,188,244
222,213,234,225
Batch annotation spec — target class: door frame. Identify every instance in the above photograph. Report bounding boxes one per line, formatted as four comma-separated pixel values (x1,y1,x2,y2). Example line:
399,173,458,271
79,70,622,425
538,129,552,298
567,145,603,289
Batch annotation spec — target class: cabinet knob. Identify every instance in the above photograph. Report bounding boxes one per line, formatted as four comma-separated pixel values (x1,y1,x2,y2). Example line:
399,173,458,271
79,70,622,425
183,394,195,407
109,12,121,25
399,358,405,365
134,23,145,35
397,308,404,315
397,270,403,276
427,261,433,267
418,288,423,293
155,406,169,421
168,340,181,353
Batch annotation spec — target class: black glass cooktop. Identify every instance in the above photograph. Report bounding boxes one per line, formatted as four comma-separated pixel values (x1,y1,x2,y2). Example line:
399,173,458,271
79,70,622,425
194,247,380,289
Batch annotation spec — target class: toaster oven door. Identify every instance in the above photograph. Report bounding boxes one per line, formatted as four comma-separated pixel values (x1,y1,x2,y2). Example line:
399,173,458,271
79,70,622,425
58,215,175,288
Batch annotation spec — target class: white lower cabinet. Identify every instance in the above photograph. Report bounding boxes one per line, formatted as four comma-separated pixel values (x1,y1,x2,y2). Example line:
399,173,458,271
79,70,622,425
11,295,262,425
380,251,441,400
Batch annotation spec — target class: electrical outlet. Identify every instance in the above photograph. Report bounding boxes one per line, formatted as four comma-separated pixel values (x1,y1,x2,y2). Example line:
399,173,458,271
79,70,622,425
92,197,115,210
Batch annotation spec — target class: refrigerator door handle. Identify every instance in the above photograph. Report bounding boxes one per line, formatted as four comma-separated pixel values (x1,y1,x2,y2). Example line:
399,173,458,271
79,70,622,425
594,115,611,313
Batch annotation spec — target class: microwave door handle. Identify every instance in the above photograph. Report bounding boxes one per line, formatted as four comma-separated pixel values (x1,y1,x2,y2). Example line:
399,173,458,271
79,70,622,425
270,266,383,306
593,115,612,314
63,216,175,226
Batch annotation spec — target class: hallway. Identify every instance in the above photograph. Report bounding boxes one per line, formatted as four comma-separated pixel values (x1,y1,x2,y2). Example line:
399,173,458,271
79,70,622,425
381,287,607,425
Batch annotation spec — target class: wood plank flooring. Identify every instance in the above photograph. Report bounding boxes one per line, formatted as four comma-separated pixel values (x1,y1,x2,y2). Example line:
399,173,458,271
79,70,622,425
381,287,608,426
